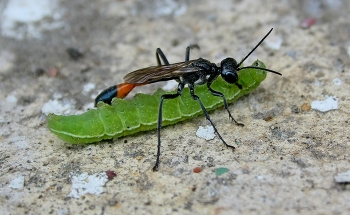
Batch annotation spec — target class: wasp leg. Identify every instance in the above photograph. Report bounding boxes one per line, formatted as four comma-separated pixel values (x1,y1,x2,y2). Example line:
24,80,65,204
156,48,170,66
185,44,200,61
156,44,200,66
153,83,184,171
207,84,244,127
188,84,235,149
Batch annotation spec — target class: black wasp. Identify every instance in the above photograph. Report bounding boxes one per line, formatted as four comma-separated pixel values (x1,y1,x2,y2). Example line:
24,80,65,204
95,28,281,171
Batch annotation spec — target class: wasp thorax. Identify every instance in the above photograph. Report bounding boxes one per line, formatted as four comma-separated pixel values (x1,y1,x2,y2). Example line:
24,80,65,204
220,58,238,84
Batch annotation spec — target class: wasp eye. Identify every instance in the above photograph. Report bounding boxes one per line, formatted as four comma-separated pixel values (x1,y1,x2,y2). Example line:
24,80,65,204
222,70,238,83
221,58,238,84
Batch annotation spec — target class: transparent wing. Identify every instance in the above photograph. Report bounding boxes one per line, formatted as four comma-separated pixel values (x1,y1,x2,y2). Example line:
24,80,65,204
123,60,200,84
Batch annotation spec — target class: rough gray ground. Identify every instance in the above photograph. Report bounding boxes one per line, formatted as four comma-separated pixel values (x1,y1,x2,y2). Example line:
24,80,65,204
1,0,350,214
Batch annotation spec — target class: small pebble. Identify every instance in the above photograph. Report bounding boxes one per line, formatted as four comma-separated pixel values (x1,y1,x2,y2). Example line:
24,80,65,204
300,18,316,29
301,103,311,111
335,170,350,183
105,170,117,180
311,97,338,112
47,67,58,77
215,167,229,176
196,125,215,140
66,48,83,60
193,167,201,173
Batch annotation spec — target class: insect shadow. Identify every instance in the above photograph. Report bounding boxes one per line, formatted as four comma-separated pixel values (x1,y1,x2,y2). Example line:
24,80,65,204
95,28,282,171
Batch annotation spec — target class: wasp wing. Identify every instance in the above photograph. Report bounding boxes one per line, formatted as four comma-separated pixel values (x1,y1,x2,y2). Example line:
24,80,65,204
124,60,200,84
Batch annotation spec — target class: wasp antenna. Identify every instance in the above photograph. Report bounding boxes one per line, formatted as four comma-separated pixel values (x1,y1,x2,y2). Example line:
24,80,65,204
240,66,282,76
237,28,273,68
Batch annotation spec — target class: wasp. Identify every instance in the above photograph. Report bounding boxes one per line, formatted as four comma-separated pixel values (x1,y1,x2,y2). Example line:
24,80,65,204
95,28,281,171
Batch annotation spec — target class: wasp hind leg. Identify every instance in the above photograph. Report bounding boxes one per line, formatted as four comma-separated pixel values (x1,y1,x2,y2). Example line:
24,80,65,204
152,83,185,171
156,44,200,66
156,48,170,66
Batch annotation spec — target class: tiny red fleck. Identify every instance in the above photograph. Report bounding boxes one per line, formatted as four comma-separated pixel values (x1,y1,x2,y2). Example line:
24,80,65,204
47,67,59,77
300,18,316,29
105,170,117,180
193,167,201,173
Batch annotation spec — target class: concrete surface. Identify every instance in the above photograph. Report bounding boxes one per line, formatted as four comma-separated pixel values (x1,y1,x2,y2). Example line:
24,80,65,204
1,0,349,214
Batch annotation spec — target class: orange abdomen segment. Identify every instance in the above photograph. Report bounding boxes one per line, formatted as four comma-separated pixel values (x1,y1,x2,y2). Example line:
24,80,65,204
95,83,145,106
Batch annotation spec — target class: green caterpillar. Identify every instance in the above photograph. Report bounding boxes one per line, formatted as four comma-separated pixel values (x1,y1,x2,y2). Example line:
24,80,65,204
48,60,269,144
